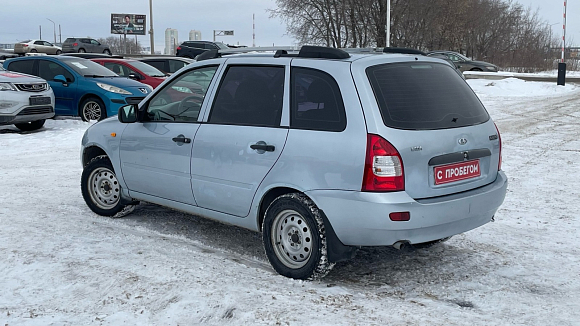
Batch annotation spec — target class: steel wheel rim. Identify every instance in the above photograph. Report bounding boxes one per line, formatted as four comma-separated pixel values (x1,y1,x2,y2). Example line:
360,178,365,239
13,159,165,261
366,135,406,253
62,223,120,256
87,167,120,210
271,209,313,269
83,101,102,121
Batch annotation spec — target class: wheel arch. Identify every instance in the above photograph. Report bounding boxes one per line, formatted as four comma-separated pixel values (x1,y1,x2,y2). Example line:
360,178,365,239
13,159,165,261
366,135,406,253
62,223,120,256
257,186,303,232
82,145,108,167
77,93,106,116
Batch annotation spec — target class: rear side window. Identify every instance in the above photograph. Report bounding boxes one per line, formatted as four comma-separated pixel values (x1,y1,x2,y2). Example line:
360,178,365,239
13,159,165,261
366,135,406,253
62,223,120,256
291,67,346,132
6,60,35,75
209,65,284,128
366,62,489,130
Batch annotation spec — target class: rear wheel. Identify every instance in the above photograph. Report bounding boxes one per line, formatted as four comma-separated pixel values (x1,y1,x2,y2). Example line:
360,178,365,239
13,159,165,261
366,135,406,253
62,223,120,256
81,155,131,217
80,97,106,121
263,193,334,280
14,119,45,131
103,49,111,55
30,49,37,53
78,48,86,53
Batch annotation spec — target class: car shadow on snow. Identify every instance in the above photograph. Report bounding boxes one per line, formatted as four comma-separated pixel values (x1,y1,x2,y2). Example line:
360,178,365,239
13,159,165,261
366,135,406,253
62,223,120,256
120,202,504,293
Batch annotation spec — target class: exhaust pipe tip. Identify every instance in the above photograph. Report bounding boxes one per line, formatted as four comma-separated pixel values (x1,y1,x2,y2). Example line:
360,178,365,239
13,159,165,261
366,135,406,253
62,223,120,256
393,240,411,250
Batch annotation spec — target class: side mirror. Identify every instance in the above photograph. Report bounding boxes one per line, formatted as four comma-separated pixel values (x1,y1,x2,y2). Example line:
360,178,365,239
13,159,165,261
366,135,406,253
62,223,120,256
128,73,141,80
53,74,67,84
118,104,138,123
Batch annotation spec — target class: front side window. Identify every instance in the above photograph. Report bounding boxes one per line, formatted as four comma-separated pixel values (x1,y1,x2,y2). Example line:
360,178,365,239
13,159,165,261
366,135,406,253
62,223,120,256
39,60,74,82
208,65,284,128
146,65,218,122
290,67,346,132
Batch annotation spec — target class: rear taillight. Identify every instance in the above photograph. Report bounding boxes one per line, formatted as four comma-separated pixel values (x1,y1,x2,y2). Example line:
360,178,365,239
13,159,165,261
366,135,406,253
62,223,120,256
73,42,78,46
362,134,404,192
23,44,28,47
494,123,502,171
176,46,181,51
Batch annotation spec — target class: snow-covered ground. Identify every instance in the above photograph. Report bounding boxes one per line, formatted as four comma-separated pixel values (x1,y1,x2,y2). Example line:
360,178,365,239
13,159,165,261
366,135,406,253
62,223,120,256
1,78,579,325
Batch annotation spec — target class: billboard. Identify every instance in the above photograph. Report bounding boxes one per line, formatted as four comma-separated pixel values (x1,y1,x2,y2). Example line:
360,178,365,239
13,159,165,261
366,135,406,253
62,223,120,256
111,14,146,35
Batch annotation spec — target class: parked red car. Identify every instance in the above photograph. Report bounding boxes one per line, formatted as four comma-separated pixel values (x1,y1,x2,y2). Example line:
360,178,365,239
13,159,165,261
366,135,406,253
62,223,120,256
90,58,168,88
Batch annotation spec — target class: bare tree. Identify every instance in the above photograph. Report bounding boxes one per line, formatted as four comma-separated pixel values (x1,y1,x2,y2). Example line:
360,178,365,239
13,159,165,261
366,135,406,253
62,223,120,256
96,36,143,55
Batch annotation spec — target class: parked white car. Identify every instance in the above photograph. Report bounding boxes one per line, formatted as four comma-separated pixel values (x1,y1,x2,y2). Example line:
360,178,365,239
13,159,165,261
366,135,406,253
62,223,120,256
14,40,62,55
0,65,55,131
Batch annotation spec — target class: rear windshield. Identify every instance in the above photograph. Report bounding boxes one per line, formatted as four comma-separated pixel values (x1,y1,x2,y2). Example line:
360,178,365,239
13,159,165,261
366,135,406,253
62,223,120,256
366,62,489,130
63,38,76,44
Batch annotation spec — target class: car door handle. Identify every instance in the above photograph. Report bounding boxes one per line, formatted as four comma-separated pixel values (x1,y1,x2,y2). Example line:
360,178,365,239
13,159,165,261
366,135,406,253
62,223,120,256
172,134,191,143
250,142,275,152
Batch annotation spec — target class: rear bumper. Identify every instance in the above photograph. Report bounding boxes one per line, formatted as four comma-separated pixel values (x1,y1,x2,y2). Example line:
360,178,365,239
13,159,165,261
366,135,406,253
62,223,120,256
306,171,507,246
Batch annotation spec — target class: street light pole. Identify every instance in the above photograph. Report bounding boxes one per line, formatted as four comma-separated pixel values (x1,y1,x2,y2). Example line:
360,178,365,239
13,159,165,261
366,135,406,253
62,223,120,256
149,0,154,54
47,18,56,44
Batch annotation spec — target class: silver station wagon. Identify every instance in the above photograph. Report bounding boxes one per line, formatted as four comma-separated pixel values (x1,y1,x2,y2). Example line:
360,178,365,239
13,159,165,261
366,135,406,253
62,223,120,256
80,46,507,280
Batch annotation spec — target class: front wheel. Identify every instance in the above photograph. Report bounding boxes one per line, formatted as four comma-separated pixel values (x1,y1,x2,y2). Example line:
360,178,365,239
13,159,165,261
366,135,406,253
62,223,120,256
81,156,129,216
14,119,45,131
263,193,334,280
56,50,62,55
80,97,106,121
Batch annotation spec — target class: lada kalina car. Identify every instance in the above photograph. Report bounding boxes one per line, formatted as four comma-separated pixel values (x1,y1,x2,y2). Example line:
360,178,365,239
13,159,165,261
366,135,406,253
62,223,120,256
80,46,507,280
0,65,54,131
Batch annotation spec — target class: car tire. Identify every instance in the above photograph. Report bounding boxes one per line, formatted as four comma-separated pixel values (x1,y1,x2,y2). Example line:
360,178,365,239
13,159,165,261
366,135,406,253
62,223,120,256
30,49,37,53
263,193,335,280
56,50,62,55
80,97,107,122
14,119,45,131
103,49,111,55
81,155,131,217
78,48,86,53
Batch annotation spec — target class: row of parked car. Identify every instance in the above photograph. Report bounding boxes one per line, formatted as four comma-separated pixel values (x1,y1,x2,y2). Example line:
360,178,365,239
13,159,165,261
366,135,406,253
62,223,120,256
0,54,194,130
13,38,112,55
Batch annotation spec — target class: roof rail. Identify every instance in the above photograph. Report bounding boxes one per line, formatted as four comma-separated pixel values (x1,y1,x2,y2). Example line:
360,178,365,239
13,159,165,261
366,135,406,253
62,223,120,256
196,45,350,61
195,45,426,61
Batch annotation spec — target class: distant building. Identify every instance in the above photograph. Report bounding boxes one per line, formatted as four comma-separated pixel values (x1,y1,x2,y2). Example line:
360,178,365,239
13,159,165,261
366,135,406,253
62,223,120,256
189,30,202,41
164,28,179,55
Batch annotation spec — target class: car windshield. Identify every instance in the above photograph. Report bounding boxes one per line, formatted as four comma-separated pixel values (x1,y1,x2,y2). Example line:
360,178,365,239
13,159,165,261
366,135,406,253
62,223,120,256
61,58,118,77
215,42,229,50
128,60,167,77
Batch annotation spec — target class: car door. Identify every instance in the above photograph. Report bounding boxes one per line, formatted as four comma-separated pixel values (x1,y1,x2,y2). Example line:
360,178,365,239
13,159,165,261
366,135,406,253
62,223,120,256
119,64,221,205
90,39,102,53
80,39,92,52
43,41,56,54
33,41,45,53
191,58,289,217
37,59,77,115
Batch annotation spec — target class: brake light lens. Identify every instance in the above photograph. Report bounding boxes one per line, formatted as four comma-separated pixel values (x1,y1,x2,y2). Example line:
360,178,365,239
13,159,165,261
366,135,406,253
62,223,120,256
176,46,181,51
362,134,404,192
73,42,78,46
494,123,502,171
23,44,29,47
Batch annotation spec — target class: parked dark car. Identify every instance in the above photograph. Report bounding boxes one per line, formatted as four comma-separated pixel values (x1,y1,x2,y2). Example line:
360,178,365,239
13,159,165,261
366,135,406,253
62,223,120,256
60,53,122,59
383,47,463,77
176,41,229,59
427,51,499,72
62,37,112,55
135,56,194,75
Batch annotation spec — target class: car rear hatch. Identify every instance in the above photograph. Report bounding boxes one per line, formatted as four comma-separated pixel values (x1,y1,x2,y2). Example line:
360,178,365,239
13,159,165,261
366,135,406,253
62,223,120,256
62,39,75,51
14,43,27,53
353,57,501,199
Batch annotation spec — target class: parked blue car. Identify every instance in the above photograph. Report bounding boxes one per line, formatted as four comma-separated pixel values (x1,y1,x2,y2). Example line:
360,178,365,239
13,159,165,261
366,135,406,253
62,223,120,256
3,56,152,121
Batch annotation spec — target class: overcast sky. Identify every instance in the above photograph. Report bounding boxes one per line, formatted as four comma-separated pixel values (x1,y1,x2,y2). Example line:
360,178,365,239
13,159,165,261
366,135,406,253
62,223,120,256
0,0,576,52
